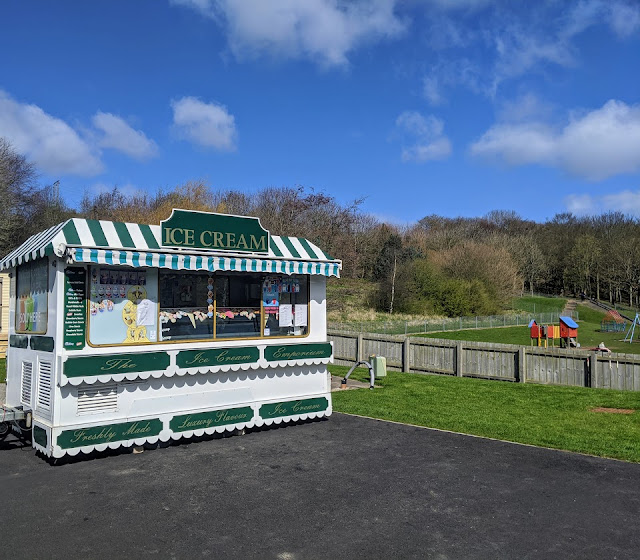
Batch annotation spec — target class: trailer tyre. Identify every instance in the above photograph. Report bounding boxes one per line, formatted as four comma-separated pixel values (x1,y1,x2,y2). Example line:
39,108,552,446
0,421,10,441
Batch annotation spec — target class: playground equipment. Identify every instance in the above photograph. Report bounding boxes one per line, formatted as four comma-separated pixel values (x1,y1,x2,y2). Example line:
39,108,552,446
529,316,578,348
624,313,640,343
601,310,626,333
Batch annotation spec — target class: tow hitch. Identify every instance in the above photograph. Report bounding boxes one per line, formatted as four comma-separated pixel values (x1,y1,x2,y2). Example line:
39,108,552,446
0,405,32,441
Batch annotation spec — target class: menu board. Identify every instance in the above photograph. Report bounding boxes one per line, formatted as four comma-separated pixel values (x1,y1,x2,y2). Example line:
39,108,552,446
63,268,87,350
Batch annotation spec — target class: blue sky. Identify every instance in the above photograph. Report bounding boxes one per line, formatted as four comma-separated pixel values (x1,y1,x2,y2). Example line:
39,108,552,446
2,0,640,224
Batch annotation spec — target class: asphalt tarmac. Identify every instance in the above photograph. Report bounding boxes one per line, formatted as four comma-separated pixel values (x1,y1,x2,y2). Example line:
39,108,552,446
1,413,639,559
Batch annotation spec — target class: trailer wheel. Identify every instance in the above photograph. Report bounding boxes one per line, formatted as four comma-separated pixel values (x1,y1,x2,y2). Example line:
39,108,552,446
0,421,10,441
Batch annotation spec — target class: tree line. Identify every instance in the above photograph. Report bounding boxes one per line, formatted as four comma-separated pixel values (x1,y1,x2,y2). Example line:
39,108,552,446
1,137,639,316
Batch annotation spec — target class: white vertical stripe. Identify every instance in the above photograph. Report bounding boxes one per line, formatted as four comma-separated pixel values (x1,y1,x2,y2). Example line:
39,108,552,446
289,238,307,259
271,236,291,259
126,223,149,250
149,224,162,245
72,218,96,246
100,221,122,248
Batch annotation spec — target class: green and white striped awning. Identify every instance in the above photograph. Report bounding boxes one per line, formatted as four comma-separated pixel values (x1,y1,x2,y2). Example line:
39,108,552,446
0,218,342,277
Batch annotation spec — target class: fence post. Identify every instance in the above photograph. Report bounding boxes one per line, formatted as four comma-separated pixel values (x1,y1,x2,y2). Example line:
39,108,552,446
455,342,464,377
357,333,363,363
518,347,526,383
403,338,411,373
590,351,598,388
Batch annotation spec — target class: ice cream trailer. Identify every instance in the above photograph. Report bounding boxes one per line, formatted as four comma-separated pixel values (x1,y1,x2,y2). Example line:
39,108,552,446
0,209,341,459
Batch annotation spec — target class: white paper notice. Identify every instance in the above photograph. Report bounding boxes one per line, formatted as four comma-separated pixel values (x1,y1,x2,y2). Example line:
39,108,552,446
279,304,293,327
294,304,308,327
136,299,156,326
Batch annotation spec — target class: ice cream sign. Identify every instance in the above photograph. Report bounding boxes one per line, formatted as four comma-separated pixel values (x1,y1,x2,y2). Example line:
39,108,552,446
160,209,270,254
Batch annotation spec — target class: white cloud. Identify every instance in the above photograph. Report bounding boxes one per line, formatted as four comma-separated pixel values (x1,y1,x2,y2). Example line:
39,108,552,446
395,111,452,163
171,96,237,151
422,76,444,106
0,90,102,176
171,0,406,67
402,138,452,163
421,1,640,101
608,1,640,37
565,190,640,216
471,99,640,180
567,0,640,39
422,58,483,105
92,112,158,161
422,0,491,10
564,193,597,215
497,93,554,123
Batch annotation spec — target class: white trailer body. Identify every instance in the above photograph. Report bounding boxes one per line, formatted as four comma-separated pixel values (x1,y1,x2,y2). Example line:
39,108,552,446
0,210,341,458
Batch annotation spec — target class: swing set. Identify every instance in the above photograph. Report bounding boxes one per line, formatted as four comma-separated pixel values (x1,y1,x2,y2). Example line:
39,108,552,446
624,313,640,343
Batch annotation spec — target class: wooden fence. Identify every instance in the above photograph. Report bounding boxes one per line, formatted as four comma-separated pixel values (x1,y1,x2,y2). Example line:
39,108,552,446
328,331,640,391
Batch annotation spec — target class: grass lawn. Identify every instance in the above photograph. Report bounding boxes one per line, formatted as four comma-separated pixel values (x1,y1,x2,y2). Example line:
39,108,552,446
511,295,566,313
420,326,530,345
0,358,5,384
330,365,640,462
415,303,640,354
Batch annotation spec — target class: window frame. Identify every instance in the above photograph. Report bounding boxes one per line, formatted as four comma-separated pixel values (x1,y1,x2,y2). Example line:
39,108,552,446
85,266,311,347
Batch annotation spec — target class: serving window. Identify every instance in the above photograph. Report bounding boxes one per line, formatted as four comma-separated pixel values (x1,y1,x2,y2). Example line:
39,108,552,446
87,266,310,346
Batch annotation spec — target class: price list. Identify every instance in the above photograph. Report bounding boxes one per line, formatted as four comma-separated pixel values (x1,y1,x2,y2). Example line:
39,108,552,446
64,267,86,350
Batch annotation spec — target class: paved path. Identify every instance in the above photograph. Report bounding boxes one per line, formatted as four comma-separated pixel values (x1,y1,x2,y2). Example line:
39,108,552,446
1,413,639,559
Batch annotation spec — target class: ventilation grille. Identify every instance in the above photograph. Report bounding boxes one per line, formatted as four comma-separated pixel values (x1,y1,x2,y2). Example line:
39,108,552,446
37,360,53,410
21,361,33,406
77,384,118,415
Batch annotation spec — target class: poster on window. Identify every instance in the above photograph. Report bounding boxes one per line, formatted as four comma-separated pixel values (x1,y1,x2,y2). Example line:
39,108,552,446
88,267,158,345
294,304,308,327
279,304,293,327
263,277,280,314
16,259,48,333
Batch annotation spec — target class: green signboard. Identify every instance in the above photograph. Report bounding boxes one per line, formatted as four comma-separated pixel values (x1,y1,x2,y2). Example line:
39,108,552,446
160,209,270,254
58,419,163,449
9,335,28,348
264,342,332,362
30,336,54,352
176,347,259,369
63,267,86,350
170,406,254,432
260,397,329,419
64,351,170,378
33,425,48,448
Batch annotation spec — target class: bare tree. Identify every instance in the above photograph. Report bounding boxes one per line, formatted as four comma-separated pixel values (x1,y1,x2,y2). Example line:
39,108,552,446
0,137,38,255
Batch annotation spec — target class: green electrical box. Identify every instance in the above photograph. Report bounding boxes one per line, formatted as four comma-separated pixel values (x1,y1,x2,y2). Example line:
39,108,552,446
369,355,387,378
